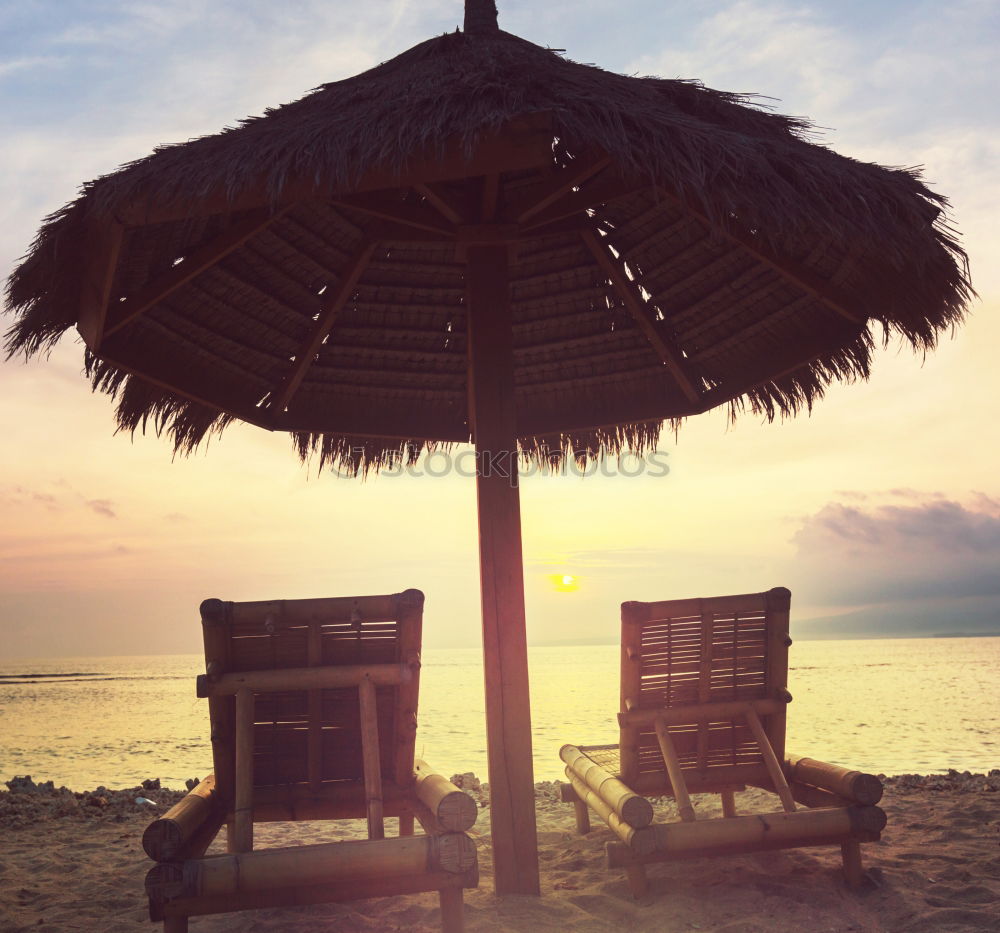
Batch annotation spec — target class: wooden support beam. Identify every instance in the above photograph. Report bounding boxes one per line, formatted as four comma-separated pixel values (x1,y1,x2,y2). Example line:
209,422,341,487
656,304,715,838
721,789,737,818
515,153,613,223
481,173,500,222
625,864,649,899
152,868,476,924
656,186,863,324
618,697,786,728
198,661,411,697
745,707,796,813
414,182,467,225
520,175,648,231
265,241,376,414
358,676,385,840
199,600,237,853
76,218,124,350
306,623,322,791
439,885,465,933
233,689,254,853
333,193,455,236
619,611,643,788
765,587,792,765
393,590,423,788
152,834,478,902
104,209,285,339
653,717,696,822
465,241,540,896
247,779,410,822
607,805,886,867
580,226,703,406
696,610,714,771
841,840,865,888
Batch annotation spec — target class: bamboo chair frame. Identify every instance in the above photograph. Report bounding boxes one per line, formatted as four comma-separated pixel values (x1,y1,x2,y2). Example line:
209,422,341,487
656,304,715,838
142,589,478,932
560,587,885,897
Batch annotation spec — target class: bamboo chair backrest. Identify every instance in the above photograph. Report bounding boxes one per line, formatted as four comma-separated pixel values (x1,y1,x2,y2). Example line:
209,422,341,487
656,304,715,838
200,589,423,800
618,588,791,793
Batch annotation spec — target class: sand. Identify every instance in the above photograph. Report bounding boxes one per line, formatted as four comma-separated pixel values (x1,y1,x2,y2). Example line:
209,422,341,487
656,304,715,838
1,771,998,932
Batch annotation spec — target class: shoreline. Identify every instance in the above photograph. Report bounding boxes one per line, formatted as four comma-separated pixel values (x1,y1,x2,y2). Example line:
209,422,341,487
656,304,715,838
4,766,998,801
2,769,998,931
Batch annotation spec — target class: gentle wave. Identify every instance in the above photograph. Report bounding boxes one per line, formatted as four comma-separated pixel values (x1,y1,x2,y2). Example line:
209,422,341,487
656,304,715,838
0,674,189,685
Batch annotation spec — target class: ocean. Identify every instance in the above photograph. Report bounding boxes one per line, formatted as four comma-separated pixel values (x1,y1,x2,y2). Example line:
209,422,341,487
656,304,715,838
1,637,997,789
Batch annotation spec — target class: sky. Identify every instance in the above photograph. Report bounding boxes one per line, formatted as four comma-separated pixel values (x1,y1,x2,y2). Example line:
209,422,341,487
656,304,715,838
1,0,998,658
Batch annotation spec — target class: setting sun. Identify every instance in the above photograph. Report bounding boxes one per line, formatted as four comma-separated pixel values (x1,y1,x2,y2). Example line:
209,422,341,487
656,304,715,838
549,573,580,592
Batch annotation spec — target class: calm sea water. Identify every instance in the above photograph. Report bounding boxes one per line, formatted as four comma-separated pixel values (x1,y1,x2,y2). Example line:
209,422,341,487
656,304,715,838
0,638,996,789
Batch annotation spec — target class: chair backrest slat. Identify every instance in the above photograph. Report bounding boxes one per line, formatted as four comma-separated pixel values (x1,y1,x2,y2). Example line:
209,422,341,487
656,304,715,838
619,588,791,793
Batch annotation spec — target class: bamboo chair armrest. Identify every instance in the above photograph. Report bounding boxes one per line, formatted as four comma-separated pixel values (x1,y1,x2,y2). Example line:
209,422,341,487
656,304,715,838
142,774,223,861
784,754,883,805
413,759,478,832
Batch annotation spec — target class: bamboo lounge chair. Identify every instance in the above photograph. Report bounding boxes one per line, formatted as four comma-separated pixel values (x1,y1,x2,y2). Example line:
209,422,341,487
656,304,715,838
559,587,886,897
141,589,478,932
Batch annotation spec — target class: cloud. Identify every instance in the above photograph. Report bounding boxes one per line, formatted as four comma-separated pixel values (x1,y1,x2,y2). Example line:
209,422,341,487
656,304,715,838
791,493,1000,608
85,498,117,519
0,485,60,509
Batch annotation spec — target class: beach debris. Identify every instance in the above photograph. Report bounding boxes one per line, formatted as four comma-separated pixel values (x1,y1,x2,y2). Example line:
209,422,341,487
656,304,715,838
450,772,481,792
185,777,201,791
87,795,109,808
6,775,57,794
142,777,161,790
135,796,158,807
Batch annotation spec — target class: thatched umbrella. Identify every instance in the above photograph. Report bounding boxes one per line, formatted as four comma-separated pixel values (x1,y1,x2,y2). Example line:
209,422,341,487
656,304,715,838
4,0,970,896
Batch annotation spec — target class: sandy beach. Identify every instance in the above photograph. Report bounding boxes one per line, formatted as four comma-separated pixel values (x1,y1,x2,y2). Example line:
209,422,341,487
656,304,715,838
2,771,998,932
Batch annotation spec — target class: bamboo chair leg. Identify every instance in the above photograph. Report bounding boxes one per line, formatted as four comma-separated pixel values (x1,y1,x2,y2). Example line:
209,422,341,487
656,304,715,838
721,788,737,818
744,707,796,813
358,676,385,840
625,863,649,898
164,917,188,933
653,717,696,822
573,798,591,834
841,840,865,888
439,886,464,933
398,812,415,836
233,688,255,852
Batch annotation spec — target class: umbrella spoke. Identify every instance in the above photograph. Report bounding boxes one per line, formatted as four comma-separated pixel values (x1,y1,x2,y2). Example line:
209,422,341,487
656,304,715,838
413,182,469,226
333,193,455,237
581,226,703,405
102,208,290,343
655,186,864,325
514,152,614,224
264,241,378,416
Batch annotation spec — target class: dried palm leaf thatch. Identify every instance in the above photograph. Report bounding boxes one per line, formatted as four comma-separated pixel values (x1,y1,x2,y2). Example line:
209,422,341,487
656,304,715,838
4,22,972,475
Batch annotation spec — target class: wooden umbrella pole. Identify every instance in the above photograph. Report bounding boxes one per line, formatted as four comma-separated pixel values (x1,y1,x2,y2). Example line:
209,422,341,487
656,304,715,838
466,241,541,896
